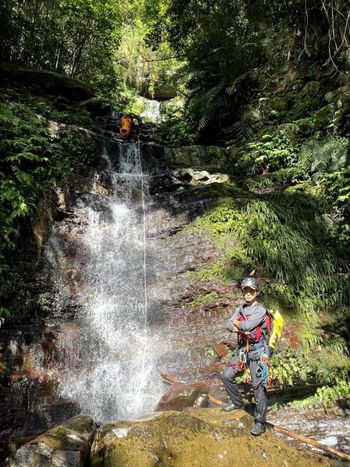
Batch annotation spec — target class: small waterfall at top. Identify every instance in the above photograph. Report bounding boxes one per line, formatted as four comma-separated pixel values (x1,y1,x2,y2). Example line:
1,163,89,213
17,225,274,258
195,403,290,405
141,99,162,123
57,141,161,422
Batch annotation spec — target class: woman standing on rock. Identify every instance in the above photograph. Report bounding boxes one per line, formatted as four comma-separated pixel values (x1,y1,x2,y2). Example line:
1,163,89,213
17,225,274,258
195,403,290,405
221,277,270,436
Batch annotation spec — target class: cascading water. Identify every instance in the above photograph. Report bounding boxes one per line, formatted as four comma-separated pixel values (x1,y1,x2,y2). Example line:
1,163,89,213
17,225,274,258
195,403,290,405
141,99,162,123
57,141,162,422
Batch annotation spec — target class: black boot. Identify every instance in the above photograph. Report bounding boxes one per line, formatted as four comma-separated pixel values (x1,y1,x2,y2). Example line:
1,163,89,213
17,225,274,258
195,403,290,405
250,422,265,436
222,402,244,412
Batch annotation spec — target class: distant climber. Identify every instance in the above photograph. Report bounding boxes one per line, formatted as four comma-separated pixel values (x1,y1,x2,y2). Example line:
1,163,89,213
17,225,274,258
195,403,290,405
117,112,141,142
95,112,141,142
221,277,270,436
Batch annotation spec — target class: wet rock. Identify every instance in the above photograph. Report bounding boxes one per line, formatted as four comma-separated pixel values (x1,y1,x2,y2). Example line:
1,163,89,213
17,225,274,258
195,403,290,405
6,414,96,467
172,168,231,186
155,382,210,411
90,408,330,467
164,145,231,172
144,84,177,101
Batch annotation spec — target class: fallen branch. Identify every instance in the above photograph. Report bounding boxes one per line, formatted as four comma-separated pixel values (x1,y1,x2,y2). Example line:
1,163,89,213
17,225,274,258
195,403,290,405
208,395,350,462
160,373,183,384
160,372,350,462
265,422,350,462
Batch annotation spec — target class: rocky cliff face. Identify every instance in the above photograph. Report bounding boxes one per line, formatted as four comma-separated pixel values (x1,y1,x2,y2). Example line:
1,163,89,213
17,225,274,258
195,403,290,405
0,128,308,460
0,131,242,456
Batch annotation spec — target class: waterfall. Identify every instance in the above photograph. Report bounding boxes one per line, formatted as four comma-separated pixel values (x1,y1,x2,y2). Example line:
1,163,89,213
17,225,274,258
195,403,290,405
56,141,161,423
141,99,162,123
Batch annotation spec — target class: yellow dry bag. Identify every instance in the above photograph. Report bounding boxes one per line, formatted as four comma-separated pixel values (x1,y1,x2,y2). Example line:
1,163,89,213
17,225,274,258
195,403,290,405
267,309,284,349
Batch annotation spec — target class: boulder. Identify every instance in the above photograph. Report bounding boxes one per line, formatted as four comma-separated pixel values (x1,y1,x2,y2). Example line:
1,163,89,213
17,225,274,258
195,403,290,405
277,123,299,139
164,146,231,172
77,97,111,117
324,86,350,104
144,84,177,101
155,382,210,411
90,408,330,467
172,168,231,186
6,414,96,467
0,61,94,101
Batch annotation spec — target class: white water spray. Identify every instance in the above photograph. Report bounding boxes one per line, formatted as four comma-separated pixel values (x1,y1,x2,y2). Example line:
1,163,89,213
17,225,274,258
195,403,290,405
58,141,161,422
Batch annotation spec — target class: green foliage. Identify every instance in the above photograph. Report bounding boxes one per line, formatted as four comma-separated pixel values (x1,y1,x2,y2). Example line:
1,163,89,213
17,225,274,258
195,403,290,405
322,167,350,233
242,167,305,192
160,98,195,146
270,348,311,386
191,192,349,312
0,86,97,321
0,272,34,322
0,0,121,99
235,133,299,175
299,137,349,176
187,292,218,308
317,379,350,408
0,99,63,251
205,346,216,357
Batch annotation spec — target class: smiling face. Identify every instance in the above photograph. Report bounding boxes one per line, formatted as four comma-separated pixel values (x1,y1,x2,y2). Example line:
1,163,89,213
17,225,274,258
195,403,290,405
242,286,259,304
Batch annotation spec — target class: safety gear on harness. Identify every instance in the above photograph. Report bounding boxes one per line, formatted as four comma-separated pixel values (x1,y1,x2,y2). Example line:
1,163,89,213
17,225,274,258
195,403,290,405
237,307,268,344
237,306,284,350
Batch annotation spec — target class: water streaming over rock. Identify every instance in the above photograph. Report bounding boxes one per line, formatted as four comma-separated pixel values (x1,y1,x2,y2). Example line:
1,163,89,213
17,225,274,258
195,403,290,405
54,141,162,422
141,99,162,123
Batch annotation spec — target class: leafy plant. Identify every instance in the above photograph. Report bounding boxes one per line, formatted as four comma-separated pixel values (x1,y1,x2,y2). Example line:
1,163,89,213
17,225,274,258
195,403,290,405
317,379,350,408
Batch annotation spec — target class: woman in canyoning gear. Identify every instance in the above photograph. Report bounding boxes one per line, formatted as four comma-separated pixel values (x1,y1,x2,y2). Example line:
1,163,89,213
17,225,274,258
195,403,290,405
221,277,270,436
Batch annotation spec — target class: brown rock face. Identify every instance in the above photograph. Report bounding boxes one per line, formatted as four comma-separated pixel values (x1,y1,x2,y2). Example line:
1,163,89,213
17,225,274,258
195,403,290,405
90,408,331,467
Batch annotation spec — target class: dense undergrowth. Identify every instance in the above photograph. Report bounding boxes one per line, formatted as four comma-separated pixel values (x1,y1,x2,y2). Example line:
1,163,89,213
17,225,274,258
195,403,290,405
182,55,350,404
187,191,350,403
0,85,96,323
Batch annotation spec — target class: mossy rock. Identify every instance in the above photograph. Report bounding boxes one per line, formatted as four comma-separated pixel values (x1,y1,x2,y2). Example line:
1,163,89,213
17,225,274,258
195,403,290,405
90,409,330,467
325,86,350,104
298,81,321,99
7,414,96,466
0,60,94,101
164,145,231,172
278,123,299,139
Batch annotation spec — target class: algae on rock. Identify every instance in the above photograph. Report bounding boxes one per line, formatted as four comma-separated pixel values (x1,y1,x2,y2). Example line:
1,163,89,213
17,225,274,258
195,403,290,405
90,408,330,467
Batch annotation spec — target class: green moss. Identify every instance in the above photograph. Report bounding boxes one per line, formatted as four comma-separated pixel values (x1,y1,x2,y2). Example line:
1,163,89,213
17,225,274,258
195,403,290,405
187,292,218,308
184,258,242,284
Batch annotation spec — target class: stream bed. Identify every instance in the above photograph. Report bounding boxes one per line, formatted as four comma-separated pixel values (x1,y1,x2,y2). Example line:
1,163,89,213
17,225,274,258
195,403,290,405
269,406,350,458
